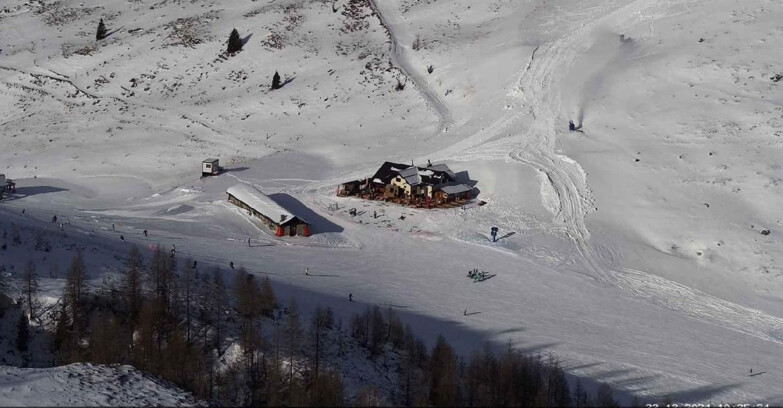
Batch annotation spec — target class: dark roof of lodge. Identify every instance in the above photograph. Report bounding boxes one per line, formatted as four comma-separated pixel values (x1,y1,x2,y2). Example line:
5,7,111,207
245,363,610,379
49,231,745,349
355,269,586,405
370,161,457,185
440,184,473,195
370,161,411,184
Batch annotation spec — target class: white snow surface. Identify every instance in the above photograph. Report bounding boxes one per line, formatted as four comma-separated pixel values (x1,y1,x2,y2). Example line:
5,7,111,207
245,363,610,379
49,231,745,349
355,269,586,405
1,0,783,404
0,363,206,407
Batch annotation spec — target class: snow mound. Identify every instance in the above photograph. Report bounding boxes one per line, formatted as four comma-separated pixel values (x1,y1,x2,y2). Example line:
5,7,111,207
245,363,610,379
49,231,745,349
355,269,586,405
0,363,206,407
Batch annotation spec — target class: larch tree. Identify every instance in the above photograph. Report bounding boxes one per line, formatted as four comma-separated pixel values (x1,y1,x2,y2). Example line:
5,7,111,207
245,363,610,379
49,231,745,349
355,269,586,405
66,250,87,320
284,298,303,397
259,275,277,317
429,335,458,407
123,245,144,323
22,261,38,320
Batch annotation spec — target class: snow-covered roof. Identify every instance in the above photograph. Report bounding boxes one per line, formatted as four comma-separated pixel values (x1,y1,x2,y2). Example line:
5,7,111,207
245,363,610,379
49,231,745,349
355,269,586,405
440,184,472,195
203,158,219,163
227,184,304,225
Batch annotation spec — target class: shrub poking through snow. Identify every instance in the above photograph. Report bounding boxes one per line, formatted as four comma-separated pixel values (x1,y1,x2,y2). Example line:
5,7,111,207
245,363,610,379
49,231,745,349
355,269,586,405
96,18,107,41
227,28,242,53
395,77,406,91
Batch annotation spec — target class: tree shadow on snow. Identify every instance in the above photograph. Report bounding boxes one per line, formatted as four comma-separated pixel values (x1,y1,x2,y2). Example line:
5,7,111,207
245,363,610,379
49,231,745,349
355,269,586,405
241,33,253,46
280,77,295,88
105,26,125,38
268,193,344,234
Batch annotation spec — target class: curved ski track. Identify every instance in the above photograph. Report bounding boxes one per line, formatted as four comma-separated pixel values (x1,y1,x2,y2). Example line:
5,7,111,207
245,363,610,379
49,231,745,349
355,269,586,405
359,0,783,347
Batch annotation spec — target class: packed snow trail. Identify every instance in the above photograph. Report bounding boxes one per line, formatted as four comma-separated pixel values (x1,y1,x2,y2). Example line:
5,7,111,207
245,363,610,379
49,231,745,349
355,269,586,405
501,0,783,345
367,0,453,133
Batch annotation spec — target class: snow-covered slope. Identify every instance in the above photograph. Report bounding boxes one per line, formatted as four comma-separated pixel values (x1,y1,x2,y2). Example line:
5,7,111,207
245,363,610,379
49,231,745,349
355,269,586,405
2,0,783,404
0,363,205,407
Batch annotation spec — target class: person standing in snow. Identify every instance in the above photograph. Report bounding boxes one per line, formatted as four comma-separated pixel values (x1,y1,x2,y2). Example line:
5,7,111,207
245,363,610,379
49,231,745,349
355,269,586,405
143,229,148,237
569,120,576,132
230,261,234,269
120,235,125,241
112,223,115,231
349,293,353,302
51,215,57,223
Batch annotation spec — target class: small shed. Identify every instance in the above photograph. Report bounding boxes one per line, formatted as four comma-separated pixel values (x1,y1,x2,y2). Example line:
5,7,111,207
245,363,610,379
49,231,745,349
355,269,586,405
227,183,310,237
202,159,220,177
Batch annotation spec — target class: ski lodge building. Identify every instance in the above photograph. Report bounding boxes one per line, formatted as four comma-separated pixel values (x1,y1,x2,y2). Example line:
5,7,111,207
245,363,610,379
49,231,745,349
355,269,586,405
226,184,310,237
337,161,474,206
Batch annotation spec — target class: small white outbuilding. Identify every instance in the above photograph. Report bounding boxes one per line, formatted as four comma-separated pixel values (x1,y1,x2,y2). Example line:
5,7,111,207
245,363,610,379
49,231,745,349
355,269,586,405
202,159,220,177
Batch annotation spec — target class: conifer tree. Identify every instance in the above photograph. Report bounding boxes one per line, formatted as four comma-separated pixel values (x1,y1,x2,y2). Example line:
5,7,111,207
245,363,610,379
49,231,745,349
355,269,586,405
227,28,242,53
272,71,281,89
96,18,107,41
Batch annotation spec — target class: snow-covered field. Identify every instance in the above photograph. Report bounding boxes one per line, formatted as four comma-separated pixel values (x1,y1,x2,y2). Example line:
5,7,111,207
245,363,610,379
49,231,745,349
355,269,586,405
2,0,782,404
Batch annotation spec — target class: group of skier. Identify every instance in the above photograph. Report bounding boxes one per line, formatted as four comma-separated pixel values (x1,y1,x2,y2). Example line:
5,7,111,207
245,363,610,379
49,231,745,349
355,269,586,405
467,268,490,282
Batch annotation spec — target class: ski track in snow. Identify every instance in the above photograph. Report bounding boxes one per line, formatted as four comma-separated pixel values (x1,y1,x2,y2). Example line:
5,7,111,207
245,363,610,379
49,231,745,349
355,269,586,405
505,0,783,346
367,0,453,134
372,0,783,348
291,0,783,350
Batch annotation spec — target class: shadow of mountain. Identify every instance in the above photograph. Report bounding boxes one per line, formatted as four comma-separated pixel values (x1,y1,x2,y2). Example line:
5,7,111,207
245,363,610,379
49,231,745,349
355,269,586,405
268,193,343,234
2,186,68,202
651,383,741,404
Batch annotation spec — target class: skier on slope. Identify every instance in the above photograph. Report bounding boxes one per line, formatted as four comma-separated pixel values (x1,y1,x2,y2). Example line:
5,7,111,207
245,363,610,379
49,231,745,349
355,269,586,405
569,120,576,132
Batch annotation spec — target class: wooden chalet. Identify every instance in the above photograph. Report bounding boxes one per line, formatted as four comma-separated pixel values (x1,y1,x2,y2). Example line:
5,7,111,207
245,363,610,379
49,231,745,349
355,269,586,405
227,184,310,237
337,161,474,207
